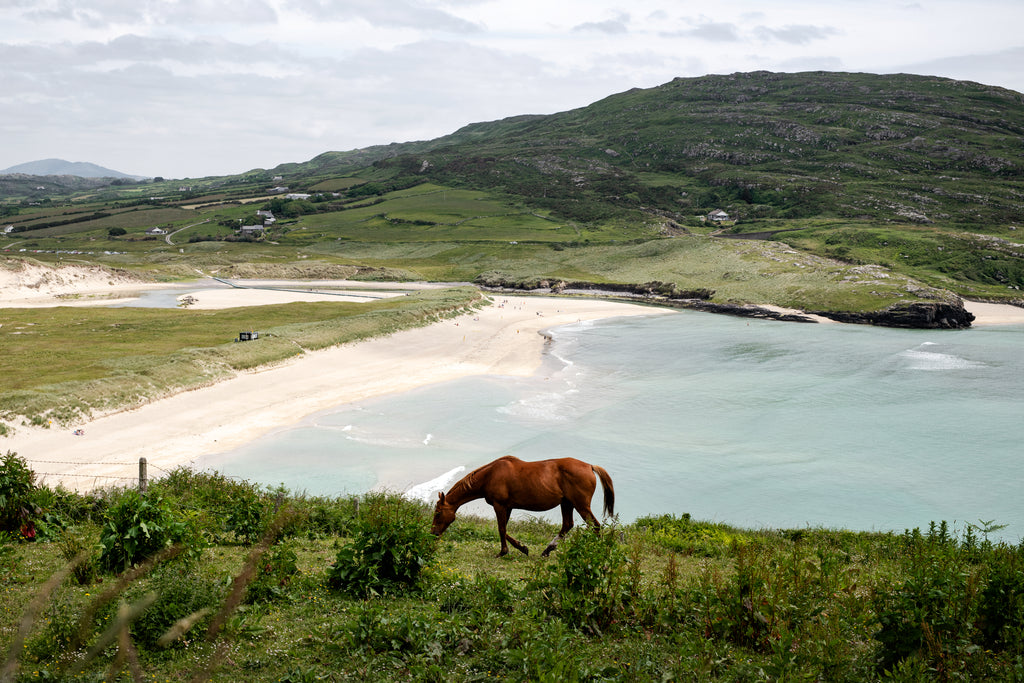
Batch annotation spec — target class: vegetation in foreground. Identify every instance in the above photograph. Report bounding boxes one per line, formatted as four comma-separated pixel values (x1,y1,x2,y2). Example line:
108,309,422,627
2,452,1024,682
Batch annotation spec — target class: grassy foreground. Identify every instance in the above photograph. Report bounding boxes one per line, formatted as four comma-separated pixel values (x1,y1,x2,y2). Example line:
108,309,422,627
2,459,1023,682
0,287,483,429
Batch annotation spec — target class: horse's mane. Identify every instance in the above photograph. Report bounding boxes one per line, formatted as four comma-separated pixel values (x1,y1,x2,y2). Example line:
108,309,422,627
448,456,512,501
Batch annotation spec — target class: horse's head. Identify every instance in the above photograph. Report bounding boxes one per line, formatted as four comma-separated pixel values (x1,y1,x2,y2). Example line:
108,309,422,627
431,491,456,536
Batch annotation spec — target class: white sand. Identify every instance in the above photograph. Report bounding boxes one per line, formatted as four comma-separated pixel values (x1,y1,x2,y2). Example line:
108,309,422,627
3,292,670,491
963,300,1024,325
177,286,408,308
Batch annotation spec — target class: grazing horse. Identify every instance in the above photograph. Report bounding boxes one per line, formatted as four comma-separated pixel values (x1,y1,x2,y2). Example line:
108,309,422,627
430,455,615,557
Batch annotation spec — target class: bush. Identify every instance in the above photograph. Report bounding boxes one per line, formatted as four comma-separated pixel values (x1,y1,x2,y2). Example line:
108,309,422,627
537,524,628,634
978,547,1024,651
57,528,99,586
246,541,300,604
326,494,436,597
0,451,38,538
129,563,225,648
97,490,199,573
874,523,981,673
225,488,269,546
634,513,739,557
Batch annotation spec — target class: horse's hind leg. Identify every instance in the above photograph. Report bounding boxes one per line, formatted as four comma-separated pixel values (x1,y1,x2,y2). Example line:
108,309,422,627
542,500,576,557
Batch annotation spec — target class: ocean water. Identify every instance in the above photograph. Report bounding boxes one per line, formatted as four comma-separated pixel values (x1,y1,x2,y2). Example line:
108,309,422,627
194,311,1024,540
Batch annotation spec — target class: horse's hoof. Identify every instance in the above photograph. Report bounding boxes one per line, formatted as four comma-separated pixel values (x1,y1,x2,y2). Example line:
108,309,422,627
496,550,508,558
520,546,529,556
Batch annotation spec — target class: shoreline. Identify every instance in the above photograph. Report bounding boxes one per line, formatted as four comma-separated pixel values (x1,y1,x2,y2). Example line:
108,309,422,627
3,294,670,491
4,269,1023,492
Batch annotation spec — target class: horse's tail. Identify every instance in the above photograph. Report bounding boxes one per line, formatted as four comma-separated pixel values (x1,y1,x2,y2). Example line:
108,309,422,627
592,465,615,518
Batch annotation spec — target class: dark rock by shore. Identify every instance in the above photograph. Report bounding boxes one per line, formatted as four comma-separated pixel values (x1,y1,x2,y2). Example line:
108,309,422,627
810,301,975,329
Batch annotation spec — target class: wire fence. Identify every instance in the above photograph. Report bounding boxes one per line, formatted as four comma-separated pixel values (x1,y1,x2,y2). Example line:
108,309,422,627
27,457,172,492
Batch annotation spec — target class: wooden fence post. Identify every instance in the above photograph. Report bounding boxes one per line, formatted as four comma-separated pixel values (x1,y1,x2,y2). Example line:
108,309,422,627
139,457,148,494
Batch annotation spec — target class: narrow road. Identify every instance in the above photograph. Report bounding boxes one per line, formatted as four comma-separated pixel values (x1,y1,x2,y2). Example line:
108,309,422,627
165,219,211,245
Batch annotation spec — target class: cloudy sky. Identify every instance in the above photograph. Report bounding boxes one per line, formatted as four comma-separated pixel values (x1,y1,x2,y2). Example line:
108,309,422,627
3,0,1022,179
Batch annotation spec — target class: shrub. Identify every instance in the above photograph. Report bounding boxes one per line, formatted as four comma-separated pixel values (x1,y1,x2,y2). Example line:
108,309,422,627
0,451,38,537
325,494,436,597
225,488,269,546
977,547,1024,651
246,541,300,604
633,513,740,557
693,542,775,651
537,524,628,634
874,523,980,673
128,563,225,648
97,490,199,573
57,528,99,586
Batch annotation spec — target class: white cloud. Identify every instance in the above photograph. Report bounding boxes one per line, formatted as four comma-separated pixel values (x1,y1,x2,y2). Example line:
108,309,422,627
754,24,841,45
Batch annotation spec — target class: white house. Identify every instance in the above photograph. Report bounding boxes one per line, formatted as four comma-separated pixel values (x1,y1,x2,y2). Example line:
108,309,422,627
3,225,14,234
707,209,730,222
145,227,167,236
285,193,311,200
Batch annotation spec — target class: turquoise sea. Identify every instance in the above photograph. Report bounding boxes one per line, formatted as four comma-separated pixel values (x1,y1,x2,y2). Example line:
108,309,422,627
194,310,1024,541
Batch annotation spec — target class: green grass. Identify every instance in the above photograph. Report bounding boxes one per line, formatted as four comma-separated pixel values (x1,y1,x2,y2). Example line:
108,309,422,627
291,184,581,243
2,471,1022,682
0,287,482,425
308,234,932,312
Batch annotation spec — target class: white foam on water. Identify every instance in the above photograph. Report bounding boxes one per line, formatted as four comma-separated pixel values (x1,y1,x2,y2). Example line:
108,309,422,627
423,433,433,446
899,345,982,371
496,389,579,422
403,466,466,503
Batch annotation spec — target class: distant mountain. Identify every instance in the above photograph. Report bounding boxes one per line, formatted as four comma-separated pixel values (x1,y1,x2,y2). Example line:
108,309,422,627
0,158,144,179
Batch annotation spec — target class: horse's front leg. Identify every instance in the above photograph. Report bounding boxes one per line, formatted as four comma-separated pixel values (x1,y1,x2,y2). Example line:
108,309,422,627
494,505,530,557
542,500,576,557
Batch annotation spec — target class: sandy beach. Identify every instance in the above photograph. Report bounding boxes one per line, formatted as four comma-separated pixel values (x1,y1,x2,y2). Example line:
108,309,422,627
3,288,669,491
963,300,1024,325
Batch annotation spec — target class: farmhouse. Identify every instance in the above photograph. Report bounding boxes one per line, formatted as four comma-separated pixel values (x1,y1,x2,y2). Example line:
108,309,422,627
239,225,264,236
145,227,167,236
707,209,730,222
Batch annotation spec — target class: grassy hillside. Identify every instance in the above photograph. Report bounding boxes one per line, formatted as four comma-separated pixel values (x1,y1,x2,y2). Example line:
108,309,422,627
3,72,1023,315
2,461,1023,682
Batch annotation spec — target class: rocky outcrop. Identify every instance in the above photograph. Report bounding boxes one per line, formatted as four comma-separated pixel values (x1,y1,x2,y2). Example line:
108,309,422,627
810,301,974,329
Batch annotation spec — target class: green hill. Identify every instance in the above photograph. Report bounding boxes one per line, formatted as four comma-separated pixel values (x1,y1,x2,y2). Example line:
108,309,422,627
275,71,1024,226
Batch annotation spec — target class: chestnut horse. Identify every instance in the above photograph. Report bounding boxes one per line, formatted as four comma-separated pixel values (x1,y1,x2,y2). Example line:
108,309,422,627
430,455,615,557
